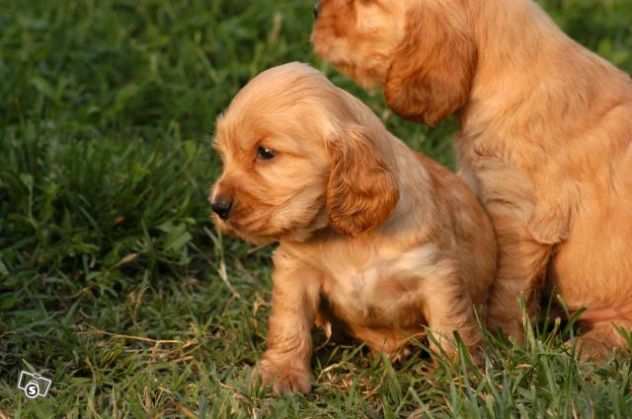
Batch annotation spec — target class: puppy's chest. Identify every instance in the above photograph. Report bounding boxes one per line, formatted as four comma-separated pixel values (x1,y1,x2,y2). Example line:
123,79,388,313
316,247,434,329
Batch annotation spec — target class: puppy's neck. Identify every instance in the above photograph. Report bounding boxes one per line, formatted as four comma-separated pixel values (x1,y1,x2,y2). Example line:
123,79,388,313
461,0,631,138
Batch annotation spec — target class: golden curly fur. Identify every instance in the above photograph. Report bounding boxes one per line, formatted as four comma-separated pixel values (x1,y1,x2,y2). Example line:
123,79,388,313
211,63,496,393
312,0,632,359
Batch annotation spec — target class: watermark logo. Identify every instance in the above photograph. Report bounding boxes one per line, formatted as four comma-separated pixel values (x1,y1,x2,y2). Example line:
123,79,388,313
17,371,52,399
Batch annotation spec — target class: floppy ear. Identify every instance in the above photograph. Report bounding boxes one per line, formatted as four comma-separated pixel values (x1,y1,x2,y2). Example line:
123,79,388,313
326,127,399,236
385,5,477,126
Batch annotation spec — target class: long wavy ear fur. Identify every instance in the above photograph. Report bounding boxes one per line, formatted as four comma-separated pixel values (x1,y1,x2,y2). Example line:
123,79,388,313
385,4,477,126
326,127,399,236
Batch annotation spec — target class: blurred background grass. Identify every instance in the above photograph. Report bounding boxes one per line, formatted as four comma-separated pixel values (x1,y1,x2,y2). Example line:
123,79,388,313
0,0,631,417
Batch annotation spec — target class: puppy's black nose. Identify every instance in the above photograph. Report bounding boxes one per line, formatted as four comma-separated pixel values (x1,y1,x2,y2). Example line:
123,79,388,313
313,0,320,19
211,198,233,220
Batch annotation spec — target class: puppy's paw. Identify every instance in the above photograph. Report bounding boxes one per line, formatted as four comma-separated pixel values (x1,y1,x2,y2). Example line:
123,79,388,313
486,316,524,344
464,345,485,368
569,329,623,362
258,357,312,394
429,341,484,369
568,336,609,362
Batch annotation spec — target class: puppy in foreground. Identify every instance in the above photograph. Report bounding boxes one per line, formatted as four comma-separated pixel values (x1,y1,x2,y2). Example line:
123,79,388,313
210,63,496,394
312,0,632,359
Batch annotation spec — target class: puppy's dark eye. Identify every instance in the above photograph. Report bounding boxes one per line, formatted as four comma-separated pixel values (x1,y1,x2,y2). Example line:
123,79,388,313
256,146,276,161
313,0,320,18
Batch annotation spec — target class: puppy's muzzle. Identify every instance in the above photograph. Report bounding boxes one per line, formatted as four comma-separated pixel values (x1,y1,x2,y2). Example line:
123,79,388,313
211,197,233,220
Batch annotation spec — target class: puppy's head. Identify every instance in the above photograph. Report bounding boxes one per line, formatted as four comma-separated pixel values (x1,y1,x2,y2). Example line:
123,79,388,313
311,0,477,126
210,63,399,244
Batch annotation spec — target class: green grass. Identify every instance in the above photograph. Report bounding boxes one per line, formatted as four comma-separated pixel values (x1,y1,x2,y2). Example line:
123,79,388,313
1,0,632,417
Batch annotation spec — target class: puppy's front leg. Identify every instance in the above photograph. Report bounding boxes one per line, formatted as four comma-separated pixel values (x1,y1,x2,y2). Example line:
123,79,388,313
259,250,321,394
485,207,552,342
422,267,483,358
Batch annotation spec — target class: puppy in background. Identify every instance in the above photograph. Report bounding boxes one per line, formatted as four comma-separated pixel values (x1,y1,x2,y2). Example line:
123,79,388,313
210,63,496,394
312,0,632,359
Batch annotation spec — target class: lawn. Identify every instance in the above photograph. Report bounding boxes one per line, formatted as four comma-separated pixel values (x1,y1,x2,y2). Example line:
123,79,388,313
1,0,632,417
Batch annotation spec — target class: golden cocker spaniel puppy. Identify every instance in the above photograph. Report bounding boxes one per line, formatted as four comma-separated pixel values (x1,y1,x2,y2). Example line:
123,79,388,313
312,0,632,359
210,63,496,393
